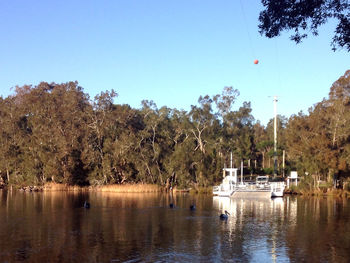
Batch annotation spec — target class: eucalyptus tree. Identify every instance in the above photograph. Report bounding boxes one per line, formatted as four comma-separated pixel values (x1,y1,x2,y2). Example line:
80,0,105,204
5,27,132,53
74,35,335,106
327,70,350,150
212,87,256,175
34,82,91,185
46,82,91,185
187,95,221,186
142,105,176,186
0,82,92,185
285,106,331,187
265,115,287,172
14,83,55,184
0,96,22,184
84,88,148,185
253,121,268,169
133,100,178,185
1,84,56,185
222,101,255,168
107,105,144,184
85,89,119,185
283,71,350,186
323,70,350,183
213,86,240,157
164,109,195,188
133,100,159,184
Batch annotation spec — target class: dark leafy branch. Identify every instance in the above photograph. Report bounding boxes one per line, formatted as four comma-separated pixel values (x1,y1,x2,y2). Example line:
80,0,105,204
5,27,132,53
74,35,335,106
259,0,350,51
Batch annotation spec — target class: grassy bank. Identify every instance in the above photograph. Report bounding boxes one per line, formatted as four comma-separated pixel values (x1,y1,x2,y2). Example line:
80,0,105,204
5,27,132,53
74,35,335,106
43,183,161,193
7,183,210,193
11,182,350,197
302,189,350,197
285,187,350,197
43,183,214,194
189,187,213,194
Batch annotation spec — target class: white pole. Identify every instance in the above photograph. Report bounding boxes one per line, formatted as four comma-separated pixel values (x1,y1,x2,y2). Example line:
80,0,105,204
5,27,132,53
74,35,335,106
230,152,233,168
273,96,278,178
241,160,243,185
282,150,285,177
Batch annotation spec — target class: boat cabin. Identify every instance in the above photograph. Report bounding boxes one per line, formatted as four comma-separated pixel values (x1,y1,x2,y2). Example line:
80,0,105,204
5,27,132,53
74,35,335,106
222,168,238,184
256,175,269,188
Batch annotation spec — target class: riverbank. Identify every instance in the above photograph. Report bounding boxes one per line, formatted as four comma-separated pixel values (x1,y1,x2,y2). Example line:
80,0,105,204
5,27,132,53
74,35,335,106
3,183,350,197
9,183,195,193
285,188,350,197
43,183,162,193
5,183,210,194
3,183,162,193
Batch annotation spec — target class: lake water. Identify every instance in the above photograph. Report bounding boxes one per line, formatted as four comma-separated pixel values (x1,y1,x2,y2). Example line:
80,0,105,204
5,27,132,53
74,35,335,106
0,190,349,262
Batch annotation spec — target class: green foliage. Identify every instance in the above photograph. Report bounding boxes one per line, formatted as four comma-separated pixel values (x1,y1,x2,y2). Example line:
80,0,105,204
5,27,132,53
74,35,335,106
319,182,333,191
285,70,350,188
259,0,350,51
1,71,350,189
263,167,273,175
297,176,314,191
288,184,300,193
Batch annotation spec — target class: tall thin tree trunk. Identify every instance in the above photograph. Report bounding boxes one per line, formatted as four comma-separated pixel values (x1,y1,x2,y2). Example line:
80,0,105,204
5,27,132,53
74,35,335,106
6,168,10,183
262,152,265,169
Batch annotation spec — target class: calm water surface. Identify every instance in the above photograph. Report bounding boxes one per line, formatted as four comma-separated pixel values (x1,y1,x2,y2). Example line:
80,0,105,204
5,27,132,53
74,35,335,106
0,190,349,262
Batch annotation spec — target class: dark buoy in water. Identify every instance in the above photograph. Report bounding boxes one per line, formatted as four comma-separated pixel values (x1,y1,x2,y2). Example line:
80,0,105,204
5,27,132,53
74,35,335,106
169,203,175,208
190,205,196,211
84,201,90,209
220,210,230,220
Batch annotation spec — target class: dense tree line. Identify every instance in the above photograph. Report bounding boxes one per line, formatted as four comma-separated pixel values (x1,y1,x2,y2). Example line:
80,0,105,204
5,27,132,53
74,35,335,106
285,70,350,188
0,70,350,188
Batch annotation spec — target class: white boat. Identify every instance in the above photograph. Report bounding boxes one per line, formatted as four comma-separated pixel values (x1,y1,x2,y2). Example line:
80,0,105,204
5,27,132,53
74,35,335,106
213,167,238,197
214,97,286,198
257,175,286,197
213,172,285,198
256,175,270,189
271,181,285,197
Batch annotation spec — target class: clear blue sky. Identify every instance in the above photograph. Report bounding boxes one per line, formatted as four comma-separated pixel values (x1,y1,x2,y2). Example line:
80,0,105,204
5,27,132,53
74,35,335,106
0,1,349,125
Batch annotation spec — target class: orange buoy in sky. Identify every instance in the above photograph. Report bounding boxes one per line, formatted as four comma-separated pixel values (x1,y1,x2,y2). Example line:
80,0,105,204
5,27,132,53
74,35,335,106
254,59,259,64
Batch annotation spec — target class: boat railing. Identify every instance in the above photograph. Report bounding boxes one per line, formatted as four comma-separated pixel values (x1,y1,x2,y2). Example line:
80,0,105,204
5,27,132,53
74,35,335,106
213,182,237,194
270,182,285,191
213,186,220,192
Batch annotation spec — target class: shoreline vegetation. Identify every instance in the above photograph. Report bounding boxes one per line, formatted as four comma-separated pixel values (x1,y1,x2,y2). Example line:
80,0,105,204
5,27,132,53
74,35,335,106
1,183,349,198
1,71,350,194
18,183,162,193
284,188,350,197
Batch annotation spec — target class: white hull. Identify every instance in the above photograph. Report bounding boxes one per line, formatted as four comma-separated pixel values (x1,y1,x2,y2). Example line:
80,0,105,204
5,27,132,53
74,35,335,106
213,182,285,198
214,191,235,197
271,190,284,197
270,182,285,198
213,166,285,199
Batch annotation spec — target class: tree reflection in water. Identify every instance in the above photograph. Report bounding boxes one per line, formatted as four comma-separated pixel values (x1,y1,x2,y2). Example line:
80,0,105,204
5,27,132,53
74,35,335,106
0,191,349,262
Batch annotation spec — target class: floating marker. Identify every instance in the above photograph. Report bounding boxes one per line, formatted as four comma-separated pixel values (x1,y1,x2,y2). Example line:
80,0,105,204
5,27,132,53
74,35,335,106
254,59,259,64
